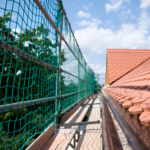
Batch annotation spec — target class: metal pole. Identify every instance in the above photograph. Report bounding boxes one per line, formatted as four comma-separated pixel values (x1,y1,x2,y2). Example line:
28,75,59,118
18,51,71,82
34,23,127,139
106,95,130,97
97,74,99,94
55,9,64,128
55,72,58,128
85,63,86,97
78,49,80,104
90,70,92,97
99,74,100,93
34,0,64,41
59,12,64,113
0,90,91,113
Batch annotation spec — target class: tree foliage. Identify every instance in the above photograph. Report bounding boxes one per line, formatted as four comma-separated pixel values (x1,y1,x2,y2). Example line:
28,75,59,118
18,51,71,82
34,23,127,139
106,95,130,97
0,12,67,150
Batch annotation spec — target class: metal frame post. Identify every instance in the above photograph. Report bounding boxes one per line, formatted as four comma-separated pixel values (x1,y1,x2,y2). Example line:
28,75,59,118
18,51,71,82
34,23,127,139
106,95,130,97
55,72,58,128
78,49,80,104
58,11,64,112
97,74,99,94
99,74,100,92
55,9,64,128
85,63,86,97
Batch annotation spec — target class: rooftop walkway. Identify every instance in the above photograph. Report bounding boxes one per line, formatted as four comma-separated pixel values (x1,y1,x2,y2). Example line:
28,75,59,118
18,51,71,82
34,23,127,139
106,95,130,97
76,98,102,150
27,94,102,150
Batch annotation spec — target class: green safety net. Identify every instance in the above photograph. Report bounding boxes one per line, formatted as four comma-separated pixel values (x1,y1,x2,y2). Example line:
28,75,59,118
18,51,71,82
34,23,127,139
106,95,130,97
0,0,98,149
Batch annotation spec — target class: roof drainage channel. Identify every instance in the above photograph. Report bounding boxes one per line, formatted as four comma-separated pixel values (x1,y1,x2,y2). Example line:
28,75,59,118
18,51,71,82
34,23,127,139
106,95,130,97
107,100,133,150
102,94,123,150
103,91,148,150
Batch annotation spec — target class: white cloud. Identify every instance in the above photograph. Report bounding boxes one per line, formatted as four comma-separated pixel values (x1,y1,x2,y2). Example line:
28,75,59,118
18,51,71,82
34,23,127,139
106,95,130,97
105,0,132,12
105,0,123,12
16,70,21,76
74,10,150,55
121,9,131,15
12,28,20,33
84,55,90,63
138,10,150,30
131,15,136,19
111,25,114,28
76,18,102,27
11,28,20,39
140,0,150,9
77,10,91,18
124,0,132,4
83,3,93,10
89,64,106,74
107,21,111,24
12,15,16,19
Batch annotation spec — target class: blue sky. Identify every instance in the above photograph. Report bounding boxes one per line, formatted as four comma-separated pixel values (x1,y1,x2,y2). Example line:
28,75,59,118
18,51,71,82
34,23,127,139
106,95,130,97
1,0,150,84
62,0,150,84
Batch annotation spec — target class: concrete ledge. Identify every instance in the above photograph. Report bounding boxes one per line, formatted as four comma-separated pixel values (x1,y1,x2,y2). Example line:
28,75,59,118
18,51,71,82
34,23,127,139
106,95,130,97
26,123,55,150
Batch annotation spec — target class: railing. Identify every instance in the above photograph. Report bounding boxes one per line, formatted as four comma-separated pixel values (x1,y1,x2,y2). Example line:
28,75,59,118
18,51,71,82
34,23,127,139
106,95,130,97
0,0,98,149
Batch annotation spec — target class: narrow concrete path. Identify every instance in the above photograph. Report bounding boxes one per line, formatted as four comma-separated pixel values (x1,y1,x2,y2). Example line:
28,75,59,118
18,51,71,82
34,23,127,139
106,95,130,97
74,95,102,150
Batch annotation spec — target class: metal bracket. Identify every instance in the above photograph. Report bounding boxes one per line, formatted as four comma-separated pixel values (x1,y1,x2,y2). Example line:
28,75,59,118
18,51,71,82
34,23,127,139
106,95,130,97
93,103,100,105
59,120,100,127
81,104,92,107
81,103,100,107
70,134,76,149
59,120,100,143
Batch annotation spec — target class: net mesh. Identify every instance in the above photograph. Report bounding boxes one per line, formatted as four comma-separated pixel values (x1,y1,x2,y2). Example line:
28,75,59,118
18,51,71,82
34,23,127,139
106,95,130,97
0,0,98,149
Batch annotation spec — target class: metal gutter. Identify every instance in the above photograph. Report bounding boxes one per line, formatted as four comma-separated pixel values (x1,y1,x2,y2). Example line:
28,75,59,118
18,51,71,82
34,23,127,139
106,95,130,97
102,94,123,150
103,91,148,150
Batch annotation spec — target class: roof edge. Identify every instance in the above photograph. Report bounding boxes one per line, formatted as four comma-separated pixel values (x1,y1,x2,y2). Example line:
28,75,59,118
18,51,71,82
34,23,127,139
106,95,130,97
107,49,150,53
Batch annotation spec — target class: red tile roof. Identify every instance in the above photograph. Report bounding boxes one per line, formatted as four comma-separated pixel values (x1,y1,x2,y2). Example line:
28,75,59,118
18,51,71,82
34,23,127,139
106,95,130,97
104,49,150,127
106,49,150,84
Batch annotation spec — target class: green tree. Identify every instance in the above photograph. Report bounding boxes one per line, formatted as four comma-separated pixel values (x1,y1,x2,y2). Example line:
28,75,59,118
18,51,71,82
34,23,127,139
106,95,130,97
0,12,67,150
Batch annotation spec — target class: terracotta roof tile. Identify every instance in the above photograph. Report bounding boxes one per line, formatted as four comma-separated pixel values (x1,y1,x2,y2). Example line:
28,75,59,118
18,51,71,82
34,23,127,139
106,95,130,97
106,49,150,84
139,112,150,126
129,105,143,115
141,100,150,111
104,49,150,126
122,101,132,108
118,99,125,104
131,98,147,105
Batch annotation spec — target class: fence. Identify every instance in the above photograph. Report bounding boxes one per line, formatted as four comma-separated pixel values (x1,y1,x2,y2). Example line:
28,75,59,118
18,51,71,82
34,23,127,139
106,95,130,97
0,0,98,149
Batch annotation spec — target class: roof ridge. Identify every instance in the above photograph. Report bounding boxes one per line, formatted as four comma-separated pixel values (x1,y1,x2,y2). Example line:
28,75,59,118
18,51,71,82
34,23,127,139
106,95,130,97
111,56,150,85
107,49,150,53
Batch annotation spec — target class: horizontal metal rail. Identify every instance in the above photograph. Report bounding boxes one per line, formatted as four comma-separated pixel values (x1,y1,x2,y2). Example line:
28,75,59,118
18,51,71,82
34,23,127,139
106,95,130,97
34,0,93,76
59,120,100,127
1,42,60,71
1,42,94,85
34,0,64,41
0,90,91,113
0,0,97,116
57,0,93,76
